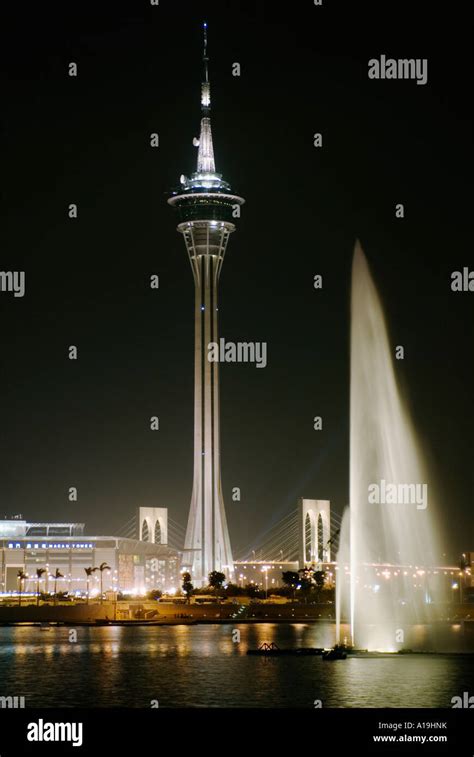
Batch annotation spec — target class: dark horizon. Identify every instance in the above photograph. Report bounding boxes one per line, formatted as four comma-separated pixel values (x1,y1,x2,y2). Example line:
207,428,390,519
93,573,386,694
1,0,472,562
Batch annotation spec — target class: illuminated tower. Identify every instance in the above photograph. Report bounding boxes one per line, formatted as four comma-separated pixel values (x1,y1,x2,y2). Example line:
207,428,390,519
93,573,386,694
168,23,244,585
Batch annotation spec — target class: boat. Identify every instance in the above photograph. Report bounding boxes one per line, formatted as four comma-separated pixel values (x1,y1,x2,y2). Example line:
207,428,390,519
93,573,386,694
322,645,347,660
247,642,324,656
294,647,325,656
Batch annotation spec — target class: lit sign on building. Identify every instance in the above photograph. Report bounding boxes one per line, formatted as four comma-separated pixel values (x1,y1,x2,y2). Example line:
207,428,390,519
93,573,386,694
7,542,94,550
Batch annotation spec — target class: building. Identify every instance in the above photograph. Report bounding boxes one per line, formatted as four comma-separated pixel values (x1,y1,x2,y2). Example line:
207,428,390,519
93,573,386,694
168,23,244,585
0,512,180,596
463,552,474,571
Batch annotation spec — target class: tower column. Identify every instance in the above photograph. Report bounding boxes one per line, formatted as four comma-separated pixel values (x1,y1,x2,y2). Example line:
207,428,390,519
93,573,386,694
179,223,234,584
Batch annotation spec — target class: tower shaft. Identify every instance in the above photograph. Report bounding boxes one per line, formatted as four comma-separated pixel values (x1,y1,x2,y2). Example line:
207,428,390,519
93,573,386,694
180,223,234,582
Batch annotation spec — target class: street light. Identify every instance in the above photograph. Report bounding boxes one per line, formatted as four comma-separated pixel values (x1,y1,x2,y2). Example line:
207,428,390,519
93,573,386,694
459,554,469,606
452,582,459,606
261,566,269,599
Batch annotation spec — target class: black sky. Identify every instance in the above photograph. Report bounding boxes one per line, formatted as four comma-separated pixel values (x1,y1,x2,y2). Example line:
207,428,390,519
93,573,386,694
0,0,472,560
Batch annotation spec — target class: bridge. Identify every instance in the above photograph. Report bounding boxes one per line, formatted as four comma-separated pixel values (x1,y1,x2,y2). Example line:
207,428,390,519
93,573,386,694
114,499,343,571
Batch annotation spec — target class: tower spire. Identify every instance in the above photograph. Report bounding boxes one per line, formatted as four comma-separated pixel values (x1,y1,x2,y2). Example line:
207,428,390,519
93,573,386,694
197,21,214,173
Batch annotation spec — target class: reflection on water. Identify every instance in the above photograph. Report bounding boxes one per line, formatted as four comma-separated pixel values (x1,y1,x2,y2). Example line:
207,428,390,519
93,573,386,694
0,624,472,708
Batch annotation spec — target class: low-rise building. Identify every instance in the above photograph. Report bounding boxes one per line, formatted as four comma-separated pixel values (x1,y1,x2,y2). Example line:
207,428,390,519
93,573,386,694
0,513,180,596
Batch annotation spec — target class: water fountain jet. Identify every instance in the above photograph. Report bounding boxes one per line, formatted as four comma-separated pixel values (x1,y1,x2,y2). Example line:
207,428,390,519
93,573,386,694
337,241,441,651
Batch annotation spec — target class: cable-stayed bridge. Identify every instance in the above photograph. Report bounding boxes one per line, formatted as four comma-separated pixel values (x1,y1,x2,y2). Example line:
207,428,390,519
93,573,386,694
114,501,343,568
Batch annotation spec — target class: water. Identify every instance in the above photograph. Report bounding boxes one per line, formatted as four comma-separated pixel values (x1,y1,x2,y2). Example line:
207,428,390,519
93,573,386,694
0,624,472,708
338,243,442,651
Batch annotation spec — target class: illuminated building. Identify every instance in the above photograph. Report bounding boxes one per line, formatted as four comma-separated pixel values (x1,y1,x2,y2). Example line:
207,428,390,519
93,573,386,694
0,514,179,595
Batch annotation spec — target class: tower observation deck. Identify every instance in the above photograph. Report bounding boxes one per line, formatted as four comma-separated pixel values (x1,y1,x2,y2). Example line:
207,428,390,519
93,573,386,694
168,23,245,585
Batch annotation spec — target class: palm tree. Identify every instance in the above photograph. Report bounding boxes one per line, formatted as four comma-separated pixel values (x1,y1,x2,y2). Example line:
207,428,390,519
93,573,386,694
53,569,64,605
17,570,27,607
84,567,98,605
36,568,47,606
282,571,300,601
98,562,111,604
313,570,326,603
181,572,194,603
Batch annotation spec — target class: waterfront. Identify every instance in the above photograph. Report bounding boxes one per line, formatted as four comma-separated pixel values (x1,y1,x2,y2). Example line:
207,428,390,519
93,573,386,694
1,623,473,708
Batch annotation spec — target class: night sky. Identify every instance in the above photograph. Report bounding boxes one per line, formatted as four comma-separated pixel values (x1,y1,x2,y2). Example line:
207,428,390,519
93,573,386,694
1,1,472,561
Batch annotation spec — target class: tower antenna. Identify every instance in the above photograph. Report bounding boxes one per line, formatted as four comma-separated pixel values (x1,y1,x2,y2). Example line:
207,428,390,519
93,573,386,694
200,22,211,123
203,21,209,84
